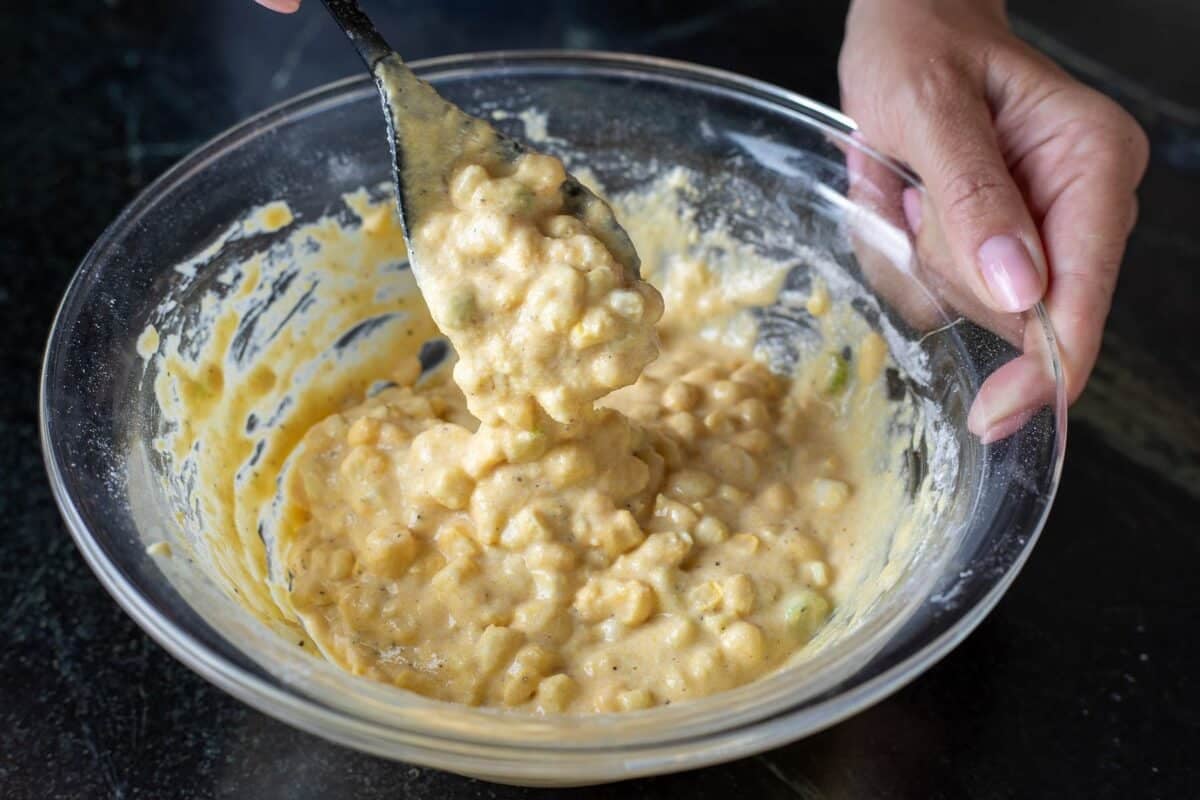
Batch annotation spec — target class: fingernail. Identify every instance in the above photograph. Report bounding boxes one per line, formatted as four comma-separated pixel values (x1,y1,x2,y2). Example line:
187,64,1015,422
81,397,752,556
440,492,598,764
256,0,301,12
977,235,1043,312
902,187,922,233
845,147,864,188
977,409,1036,444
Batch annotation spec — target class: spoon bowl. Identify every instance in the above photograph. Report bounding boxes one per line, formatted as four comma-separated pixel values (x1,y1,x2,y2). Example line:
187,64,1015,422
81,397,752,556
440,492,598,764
320,0,640,278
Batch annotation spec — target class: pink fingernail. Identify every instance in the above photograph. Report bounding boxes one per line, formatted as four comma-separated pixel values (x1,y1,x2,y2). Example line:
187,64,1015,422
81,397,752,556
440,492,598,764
846,147,864,187
256,0,301,12
902,187,922,233
977,409,1036,444
977,235,1043,313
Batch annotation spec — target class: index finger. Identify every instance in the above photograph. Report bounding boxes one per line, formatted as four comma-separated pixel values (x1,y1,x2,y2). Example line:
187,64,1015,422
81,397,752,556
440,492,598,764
255,0,301,13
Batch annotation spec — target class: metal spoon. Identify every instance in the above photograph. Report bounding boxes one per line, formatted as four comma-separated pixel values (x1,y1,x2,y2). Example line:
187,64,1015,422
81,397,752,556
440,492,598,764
318,0,641,280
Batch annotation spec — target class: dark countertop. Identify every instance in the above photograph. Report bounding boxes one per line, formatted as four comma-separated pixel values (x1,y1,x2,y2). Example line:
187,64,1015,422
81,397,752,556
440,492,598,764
2,1,1197,797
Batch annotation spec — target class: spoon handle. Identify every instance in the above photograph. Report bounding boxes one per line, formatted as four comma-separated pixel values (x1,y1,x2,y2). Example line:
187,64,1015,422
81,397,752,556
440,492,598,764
319,0,395,70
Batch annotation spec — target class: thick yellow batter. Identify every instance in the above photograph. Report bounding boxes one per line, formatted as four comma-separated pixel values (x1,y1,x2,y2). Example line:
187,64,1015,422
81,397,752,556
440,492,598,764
145,142,911,714
268,133,891,712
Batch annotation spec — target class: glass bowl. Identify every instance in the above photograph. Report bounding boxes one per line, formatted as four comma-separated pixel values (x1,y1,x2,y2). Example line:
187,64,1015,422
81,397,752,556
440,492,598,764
41,51,1065,786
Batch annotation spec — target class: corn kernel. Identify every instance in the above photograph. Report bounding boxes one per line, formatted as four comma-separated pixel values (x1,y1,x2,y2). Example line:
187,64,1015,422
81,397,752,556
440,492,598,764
634,531,694,568
784,589,832,639
525,541,576,572
858,331,888,383
528,265,586,333
663,616,696,647
731,361,780,396
661,380,700,412
588,509,646,557
361,527,417,578
569,307,619,349
339,445,387,483
496,397,538,430
733,429,773,455
709,443,760,486
476,625,523,672
688,580,723,613
686,647,722,684
531,570,569,602
586,264,617,299
462,434,506,479
377,421,408,448
666,469,717,502
682,364,725,384
801,560,831,588
430,466,474,510
542,214,585,238
502,672,538,707
811,478,851,511
617,688,655,711
512,599,564,638
346,417,381,446
759,483,794,513
733,397,770,429
720,621,765,667
806,282,830,316
607,289,645,320
694,515,730,545
722,574,755,616
653,494,699,531
616,580,656,626
514,643,558,675
535,674,577,712
430,556,478,595
710,380,745,406
787,533,822,562
703,410,736,436
435,522,480,561
545,443,595,488
717,484,749,504
664,411,702,440
501,507,555,549
729,533,760,557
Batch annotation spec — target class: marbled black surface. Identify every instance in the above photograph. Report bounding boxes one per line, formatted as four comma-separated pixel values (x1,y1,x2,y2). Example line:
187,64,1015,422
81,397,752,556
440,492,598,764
2,1,1198,797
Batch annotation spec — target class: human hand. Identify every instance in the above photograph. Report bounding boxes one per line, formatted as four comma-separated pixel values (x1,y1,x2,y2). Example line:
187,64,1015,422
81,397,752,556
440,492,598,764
255,0,300,13
840,0,1148,442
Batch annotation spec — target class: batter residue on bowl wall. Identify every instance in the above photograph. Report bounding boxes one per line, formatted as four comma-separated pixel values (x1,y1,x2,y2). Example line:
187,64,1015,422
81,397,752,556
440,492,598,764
142,163,923,713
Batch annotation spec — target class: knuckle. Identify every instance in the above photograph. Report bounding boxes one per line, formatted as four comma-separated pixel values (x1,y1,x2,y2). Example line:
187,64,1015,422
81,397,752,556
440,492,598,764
939,167,1012,224
904,56,976,113
1120,113,1151,176
1101,109,1149,168
1069,95,1150,178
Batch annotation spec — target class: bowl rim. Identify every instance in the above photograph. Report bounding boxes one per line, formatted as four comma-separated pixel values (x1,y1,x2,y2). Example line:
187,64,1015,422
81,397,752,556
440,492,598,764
41,49,1067,779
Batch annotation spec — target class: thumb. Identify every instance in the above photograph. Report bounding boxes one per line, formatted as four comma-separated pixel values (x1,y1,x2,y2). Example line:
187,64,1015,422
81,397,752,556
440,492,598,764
902,84,1047,314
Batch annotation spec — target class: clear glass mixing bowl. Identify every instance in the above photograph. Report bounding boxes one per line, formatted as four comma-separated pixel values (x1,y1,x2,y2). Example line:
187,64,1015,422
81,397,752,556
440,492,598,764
41,52,1065,786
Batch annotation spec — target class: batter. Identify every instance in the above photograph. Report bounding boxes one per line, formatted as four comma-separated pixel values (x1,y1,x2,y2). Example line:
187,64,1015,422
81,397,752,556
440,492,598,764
145,151,912,715
271,141,890,712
